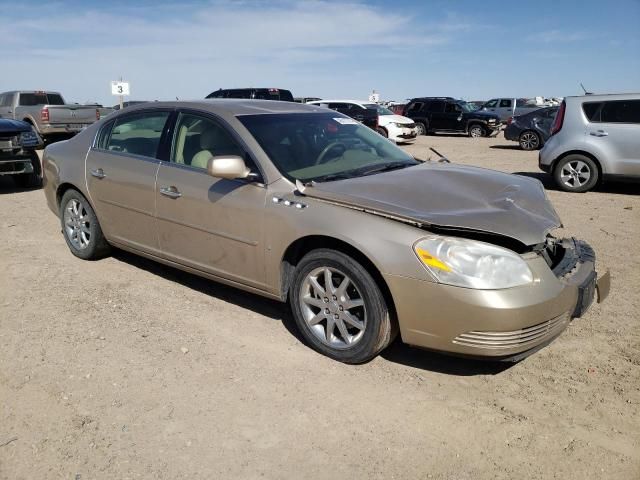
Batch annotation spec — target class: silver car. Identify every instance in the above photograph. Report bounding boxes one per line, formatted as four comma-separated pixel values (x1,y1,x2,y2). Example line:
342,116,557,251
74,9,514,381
539,93,640,192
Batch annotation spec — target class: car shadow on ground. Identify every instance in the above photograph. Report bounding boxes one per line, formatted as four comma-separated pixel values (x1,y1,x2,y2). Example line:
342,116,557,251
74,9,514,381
514,171,639,195
0,177,42,194
113,249,515,376
490,144,521,150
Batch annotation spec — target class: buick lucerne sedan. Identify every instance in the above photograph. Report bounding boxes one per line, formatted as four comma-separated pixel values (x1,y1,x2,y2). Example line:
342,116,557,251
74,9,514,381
42,100,610,364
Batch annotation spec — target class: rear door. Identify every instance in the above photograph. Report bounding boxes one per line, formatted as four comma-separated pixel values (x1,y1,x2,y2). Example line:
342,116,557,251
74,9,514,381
427,100,446,130
155,110,268,288
588,100,640,176
443,101,465,131
86,109,172,253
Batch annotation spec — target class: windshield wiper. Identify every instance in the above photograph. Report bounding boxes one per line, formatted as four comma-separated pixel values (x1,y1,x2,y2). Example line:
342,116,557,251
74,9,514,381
310,172,358,183
356,161,415,177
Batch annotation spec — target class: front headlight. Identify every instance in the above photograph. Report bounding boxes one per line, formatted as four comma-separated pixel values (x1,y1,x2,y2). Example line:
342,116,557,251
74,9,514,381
393,122,412,128
413,236,533,289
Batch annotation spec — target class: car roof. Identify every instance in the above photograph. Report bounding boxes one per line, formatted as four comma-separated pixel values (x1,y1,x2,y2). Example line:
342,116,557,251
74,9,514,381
564,93,640,101
307,99,372,105
120,99,325,116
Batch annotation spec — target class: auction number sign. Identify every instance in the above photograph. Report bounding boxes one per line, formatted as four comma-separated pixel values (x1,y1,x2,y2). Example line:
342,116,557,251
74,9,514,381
111,81,130,96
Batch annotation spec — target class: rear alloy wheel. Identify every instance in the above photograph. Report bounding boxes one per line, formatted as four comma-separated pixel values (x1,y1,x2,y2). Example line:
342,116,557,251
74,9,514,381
468,124,486,138
415,122,427,136
290,249,395,364
60,189,111,260
519,131,541,150
554,155,599,193
376,127,388,138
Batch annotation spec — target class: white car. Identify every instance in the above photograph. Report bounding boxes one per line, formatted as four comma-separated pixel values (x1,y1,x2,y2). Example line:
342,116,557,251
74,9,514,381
306,99,418,143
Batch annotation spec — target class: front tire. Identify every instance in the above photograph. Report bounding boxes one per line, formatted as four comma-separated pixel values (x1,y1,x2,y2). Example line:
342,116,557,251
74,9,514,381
376,127,388,138
519,130,541,150
290,249,395,364
60,189,111,260
415,122,428,136
468,124,486,138
553,154,599,193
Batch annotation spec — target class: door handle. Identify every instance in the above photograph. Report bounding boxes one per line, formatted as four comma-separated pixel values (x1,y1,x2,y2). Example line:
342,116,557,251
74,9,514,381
160,186,182,199
590,130,608,137
90,168,106,179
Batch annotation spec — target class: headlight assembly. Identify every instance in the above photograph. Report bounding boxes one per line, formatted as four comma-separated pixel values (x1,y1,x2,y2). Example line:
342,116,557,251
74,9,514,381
414,236,533,289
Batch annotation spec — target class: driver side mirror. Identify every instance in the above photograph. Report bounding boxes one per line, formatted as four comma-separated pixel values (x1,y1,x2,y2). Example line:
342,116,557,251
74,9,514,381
207,155,250,180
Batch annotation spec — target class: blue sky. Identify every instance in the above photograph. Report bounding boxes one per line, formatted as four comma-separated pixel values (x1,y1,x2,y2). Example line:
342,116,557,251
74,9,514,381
1,0,638,105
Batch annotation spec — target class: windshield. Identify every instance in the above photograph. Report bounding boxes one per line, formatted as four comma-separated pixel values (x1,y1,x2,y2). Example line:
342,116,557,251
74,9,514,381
239,112,418,183
362,103,394,116
457,102,474,112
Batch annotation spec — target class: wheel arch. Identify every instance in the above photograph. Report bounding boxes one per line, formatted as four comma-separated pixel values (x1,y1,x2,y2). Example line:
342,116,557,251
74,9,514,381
56,182,92,209
552,150,604,182
280,235,396,318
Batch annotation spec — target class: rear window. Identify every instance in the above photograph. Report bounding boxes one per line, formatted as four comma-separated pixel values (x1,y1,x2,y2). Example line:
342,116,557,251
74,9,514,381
600,100,640,124
582,102,603,122
19,93,64,106
253,89,294,102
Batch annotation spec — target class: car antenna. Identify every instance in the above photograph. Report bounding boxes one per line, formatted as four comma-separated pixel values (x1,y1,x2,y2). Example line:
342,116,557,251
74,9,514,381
580,82,593,95
429,147,451,163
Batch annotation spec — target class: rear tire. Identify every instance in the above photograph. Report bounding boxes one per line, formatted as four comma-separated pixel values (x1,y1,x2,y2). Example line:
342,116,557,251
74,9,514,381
290,249,395,364
60,189,111,260
519,130,541,150
553,154,599,193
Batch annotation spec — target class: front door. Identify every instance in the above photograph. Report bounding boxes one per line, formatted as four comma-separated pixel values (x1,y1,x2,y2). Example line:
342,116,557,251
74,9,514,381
155,111,268,288
85,109,171,254
443,101,465,131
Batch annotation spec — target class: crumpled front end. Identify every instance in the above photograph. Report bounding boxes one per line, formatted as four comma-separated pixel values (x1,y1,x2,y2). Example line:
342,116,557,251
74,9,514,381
385,238,610,359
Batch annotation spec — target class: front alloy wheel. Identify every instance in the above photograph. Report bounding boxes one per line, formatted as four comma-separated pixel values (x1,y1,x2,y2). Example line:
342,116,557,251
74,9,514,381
468,124,486,138
290,249,396,363
299,266,367,349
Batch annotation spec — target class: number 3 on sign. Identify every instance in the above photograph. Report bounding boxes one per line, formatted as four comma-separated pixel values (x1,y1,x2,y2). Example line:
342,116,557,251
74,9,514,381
111,81,130,96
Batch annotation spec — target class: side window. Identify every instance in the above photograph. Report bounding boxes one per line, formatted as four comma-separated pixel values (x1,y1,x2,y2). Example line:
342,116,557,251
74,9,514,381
600,100,640,124
429,101,445,113
227,90,249,99
445,102,462,113
0,94,5,107
106,111,170,158
484,99,498,108
499,99,512,108
171,113,244,170
95,120,115,149
406,102,423,113
582,102,603,122
328,102,347,111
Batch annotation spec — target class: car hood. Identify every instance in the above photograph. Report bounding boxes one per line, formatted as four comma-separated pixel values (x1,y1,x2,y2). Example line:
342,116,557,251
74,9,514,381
468,111,500,120
0,118,32,134
304,162,562,246
380,114,415,125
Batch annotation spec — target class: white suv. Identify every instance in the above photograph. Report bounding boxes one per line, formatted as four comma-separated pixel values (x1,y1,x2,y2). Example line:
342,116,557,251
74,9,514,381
306,100,418,144
539,93,640,192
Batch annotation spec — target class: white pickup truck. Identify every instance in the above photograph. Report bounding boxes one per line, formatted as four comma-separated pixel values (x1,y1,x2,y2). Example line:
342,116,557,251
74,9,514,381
0,91,99,143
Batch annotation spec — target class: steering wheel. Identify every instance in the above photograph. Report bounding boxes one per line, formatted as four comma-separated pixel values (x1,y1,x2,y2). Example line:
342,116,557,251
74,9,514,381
315,142,347,165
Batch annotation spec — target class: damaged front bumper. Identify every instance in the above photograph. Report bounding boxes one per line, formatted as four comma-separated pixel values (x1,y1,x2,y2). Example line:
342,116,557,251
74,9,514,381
384,238,609,359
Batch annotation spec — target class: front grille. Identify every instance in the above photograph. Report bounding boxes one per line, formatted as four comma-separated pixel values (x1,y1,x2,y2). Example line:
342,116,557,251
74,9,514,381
452,312,569,349
399,123,416,129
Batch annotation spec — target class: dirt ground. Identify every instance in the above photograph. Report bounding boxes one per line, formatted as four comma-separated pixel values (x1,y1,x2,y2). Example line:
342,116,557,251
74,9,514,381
1,134,639,479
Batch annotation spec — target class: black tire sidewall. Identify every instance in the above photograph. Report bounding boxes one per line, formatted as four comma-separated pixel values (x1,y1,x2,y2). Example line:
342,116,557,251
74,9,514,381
416,122,427,136
59,189,109,260
376,127,388,138
554,155,599,193
290,249,390,364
